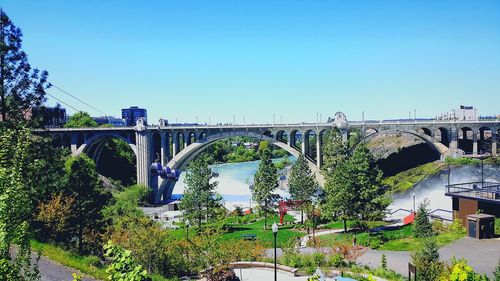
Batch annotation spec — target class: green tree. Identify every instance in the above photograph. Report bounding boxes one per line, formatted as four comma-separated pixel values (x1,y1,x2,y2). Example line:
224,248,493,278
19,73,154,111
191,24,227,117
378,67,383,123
324,144,389,232
320,128,349,179
446,259,490,281
411,238,442,281
348,144,389,221
252,148,278,230
64,111,98,128
65,154,110,254
414,199,435,238
104,241,148,281
0,10,50,128
179,155,220,228
288,153,318,223
381,253,387,270
0,127,40,280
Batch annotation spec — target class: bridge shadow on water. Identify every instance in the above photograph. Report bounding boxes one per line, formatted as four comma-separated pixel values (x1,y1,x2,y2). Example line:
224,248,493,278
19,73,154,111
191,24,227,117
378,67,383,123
377,143,440,177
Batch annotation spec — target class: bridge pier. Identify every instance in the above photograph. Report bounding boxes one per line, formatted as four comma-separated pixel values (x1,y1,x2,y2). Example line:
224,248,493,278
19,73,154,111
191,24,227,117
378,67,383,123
472,129,478,155
316,133,323,169
135,124,152,188
449,127,458,149
160,132,170,166
302,134,309,156
492,141,497,157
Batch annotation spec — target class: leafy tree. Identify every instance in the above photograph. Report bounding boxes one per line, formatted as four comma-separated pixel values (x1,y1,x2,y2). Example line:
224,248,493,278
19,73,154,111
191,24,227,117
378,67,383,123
64,111,98,128
65,154,110,254
98,138,137,185
35,193,77,244
288,154,318,223
104,241,149,281
411,238,442,281
252,148,278,230
414,199,435,238
179,155,220,228
0,10,50,128
0,127,40,280
445,259,490,281
324,143,389,232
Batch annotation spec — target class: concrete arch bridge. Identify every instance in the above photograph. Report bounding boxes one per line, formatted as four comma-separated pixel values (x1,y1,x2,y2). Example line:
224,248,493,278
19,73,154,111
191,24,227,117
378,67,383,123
42,116,500,204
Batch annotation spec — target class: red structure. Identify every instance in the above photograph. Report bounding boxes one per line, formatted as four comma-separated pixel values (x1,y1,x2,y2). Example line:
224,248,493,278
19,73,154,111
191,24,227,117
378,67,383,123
403,212,415,225
278,200,303,224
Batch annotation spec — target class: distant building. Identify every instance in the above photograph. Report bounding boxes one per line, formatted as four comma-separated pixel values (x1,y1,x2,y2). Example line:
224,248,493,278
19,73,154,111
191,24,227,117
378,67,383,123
31,105,67,128
92,116,126,127
122,106,147,126
436,105,478,121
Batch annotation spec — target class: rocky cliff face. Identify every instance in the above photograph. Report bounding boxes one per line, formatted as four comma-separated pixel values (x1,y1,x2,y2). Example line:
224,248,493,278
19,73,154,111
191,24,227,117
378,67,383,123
367,133,424,160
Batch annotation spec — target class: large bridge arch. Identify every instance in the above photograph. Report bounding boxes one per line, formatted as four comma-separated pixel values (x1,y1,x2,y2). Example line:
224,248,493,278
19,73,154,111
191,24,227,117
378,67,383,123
75,133,138,164
154,130,320,203
361,128,448,156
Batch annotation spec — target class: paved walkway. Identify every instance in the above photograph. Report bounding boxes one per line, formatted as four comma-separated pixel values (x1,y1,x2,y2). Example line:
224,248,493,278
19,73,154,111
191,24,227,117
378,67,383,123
300,229,351,248
357,237,500,278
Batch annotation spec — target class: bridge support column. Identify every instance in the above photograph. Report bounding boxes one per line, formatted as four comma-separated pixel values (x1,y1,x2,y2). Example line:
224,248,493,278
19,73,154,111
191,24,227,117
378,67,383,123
473,129,478,155
70,134,78,153
302,133,309,156
184,133,190,149
160,132,170,166
492,141,497,157
288,132,295,148
172,133,180,157
316,133,323,169
135,128,152,188
449,127,458,149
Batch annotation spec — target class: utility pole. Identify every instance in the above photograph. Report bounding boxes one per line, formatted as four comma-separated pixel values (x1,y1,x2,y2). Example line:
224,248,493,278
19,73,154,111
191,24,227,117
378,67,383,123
273,114,276,125
414,109,416,120
233,114,236,125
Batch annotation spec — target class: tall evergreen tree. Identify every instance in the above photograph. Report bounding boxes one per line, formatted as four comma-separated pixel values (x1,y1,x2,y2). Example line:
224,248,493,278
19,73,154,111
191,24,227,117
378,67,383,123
0,10,50,128
348,144,389,221
180,155,219,228
65,154,110,254
320,128,349,179
411,238,442,281
0,127,40,280
414,199,435,238
252,148,278,229
288,153,318,223
324,143,389,232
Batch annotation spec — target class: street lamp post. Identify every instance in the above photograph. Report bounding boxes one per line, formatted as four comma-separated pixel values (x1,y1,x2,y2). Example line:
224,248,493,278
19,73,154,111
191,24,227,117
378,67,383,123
412,193,416,213
185,219,190,239
272,222,279,281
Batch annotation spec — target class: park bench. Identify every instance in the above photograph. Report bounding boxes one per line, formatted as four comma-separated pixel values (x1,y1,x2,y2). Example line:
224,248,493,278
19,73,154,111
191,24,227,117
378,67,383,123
242,234,256,240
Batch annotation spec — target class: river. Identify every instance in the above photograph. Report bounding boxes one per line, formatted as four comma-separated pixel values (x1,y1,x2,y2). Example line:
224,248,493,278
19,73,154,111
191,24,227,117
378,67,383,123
171,160,500,215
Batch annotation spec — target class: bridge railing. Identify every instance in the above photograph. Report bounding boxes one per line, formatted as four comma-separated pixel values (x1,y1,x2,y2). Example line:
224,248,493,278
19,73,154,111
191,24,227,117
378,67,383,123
445,181,500,200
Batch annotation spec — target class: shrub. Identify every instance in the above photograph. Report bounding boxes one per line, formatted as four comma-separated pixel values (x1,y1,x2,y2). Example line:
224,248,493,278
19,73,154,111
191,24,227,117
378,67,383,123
305,267,316,275
380,254,387,270
311,252,326,267
328,253,345,268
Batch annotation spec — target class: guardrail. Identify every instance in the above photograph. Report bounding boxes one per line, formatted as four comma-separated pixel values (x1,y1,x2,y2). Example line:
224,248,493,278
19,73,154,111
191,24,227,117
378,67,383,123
446,182,500,200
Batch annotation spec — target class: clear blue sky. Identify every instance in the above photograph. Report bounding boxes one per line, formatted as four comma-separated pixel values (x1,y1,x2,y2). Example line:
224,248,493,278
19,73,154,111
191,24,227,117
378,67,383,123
2,0,500,124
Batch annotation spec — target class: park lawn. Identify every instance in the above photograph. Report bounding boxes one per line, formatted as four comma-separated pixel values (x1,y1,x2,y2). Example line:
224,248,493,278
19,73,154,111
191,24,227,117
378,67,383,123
31,240,108,280
317,225,465,251
222,214,304,248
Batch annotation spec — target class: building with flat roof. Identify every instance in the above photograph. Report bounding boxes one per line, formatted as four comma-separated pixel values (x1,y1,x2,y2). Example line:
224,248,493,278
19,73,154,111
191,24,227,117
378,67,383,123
437,105,478,121
122,106,147,126
92,116,126,127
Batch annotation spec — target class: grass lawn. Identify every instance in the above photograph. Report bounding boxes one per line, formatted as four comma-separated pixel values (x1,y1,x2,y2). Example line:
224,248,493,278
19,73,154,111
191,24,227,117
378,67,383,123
31,240,108,280
317,224,465,251
222,214,304,248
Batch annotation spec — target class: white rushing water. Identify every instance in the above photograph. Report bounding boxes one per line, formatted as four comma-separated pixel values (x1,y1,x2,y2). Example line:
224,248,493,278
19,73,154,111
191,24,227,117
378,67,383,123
172,160,500,214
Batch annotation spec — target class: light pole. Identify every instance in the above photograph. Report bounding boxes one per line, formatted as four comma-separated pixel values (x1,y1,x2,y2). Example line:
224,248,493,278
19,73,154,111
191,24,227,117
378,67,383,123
272,222,278,281
185,219,190,239
412,193,416,213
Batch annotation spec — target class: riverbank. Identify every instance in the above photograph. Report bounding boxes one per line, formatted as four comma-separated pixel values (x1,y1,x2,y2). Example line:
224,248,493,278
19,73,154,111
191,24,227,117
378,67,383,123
383,156,500,194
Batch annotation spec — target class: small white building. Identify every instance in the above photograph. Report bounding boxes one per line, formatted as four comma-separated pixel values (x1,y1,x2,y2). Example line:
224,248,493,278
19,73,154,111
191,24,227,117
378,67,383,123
436,105,478,121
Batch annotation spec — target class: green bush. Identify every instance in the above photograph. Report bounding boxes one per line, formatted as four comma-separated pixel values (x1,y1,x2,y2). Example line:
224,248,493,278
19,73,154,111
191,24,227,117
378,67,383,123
311,252,326,267
445,157,481,166
328,254,345,268
305,267,316,275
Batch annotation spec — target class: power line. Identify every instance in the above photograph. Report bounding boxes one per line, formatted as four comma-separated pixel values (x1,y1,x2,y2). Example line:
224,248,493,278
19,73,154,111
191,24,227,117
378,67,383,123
46,92,81,112
51,84,108,116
